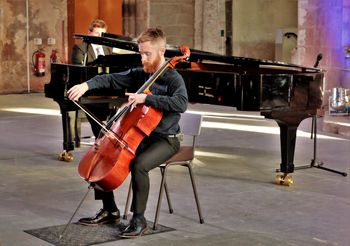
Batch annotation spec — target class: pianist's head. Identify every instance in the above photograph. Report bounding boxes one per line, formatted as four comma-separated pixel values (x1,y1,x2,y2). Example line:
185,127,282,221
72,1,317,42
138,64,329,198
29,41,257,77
137,28,166,74
88,19,107,37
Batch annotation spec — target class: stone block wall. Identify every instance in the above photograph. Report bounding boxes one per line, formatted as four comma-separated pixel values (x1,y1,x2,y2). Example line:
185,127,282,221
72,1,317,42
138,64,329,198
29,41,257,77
341,0,350,89
232,0,298,61
294,0,350,108
0,0,67,93
122,0,149,38
194,0,225,54
149,0,195,48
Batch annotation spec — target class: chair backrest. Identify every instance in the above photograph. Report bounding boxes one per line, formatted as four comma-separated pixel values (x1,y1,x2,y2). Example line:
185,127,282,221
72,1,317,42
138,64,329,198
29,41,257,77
178,112,203,145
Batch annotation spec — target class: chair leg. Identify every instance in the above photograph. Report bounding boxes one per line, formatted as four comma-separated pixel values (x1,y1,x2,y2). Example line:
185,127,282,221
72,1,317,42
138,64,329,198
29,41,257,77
161,166,173,213
187,163,204,224
154,165,169,230
123,181,132,220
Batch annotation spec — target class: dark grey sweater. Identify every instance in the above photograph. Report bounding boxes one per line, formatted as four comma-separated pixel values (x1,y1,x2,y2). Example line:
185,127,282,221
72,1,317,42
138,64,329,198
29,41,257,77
86,67,188,135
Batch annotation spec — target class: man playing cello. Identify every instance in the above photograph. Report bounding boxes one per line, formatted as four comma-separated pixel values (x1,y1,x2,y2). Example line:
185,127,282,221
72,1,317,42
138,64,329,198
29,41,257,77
67,27,188,238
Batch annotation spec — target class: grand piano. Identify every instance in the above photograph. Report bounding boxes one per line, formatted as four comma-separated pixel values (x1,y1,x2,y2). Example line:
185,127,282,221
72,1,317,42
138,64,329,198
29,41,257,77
45,33,324,185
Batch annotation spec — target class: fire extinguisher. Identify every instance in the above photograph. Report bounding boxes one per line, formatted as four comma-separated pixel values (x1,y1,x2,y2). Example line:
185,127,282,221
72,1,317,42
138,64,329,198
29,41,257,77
32,48,46,77
50,49,58,63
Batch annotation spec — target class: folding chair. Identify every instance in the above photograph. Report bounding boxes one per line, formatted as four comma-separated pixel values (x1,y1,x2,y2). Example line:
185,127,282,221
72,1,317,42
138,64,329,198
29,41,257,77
123,112,204,230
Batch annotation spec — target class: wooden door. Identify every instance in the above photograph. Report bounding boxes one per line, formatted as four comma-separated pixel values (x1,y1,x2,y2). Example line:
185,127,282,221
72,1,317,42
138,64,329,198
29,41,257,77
67,0,122,63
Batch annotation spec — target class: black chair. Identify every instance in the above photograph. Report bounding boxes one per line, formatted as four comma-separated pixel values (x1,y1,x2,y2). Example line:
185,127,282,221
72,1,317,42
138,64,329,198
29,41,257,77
123,112,204,230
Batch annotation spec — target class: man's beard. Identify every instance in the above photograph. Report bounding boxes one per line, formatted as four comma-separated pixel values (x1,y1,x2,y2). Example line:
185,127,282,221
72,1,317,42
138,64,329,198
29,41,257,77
143,55,162,74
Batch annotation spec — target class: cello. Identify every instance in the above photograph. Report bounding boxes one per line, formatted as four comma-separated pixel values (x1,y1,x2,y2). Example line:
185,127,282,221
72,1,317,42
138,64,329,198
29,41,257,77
72,45,190,192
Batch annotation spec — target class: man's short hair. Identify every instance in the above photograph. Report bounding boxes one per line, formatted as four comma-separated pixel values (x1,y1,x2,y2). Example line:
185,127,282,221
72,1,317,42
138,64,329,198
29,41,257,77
137,28,166,48
88,19,107,32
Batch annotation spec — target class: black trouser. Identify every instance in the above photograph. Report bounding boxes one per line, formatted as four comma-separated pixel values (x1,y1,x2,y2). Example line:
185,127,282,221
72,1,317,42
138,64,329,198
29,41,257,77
94,133,180,215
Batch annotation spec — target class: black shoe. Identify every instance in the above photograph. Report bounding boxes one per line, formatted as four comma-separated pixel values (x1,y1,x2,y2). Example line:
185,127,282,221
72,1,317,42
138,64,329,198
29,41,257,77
78,209,120,226
119,216,148,239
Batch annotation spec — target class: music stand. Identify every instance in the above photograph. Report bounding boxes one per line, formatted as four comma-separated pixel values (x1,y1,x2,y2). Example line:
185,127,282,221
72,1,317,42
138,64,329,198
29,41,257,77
292,114,347,176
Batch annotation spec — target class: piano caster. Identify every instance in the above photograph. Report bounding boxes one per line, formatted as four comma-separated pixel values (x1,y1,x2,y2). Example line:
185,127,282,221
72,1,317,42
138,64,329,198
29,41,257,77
275,173,293,186
58,151,73,162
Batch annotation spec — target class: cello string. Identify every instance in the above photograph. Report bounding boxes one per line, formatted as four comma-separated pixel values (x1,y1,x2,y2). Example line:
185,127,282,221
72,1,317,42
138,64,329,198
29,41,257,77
71,100,127,148
104,59,177,136
105,59,173,127
136,60,170,93
105,100,133,127
72,100,108,131
104,63,168,127
105,61,170,127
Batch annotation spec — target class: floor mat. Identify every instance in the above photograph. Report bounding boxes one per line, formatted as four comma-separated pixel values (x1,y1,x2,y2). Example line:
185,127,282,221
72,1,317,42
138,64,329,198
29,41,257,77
24,220,174,246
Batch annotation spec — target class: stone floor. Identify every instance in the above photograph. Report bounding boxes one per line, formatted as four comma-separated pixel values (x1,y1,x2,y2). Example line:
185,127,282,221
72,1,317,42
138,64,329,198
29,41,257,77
323,113,350,137
0,93,349,246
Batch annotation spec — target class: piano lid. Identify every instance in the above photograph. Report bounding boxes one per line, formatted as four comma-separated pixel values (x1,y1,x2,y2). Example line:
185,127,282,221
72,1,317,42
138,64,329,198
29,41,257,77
74,33,322,73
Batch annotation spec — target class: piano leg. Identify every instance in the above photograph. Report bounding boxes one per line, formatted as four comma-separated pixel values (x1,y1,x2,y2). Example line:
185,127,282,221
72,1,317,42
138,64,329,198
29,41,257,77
278,122,297,173
275,121,298,185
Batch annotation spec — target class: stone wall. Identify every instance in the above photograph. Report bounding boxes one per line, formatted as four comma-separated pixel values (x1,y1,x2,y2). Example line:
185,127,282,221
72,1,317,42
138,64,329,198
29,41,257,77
122,0,149,38
343,0,350,89
194,0,225,54
0,0,67,93
232,0,298,60
149,0,194,48
294,0,350,107
122,0,194,48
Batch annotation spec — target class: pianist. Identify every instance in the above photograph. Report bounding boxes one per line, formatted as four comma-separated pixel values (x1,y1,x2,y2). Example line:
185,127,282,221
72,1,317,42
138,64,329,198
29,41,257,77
71,19,112,65
67,27,188,238
71,19,114,140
